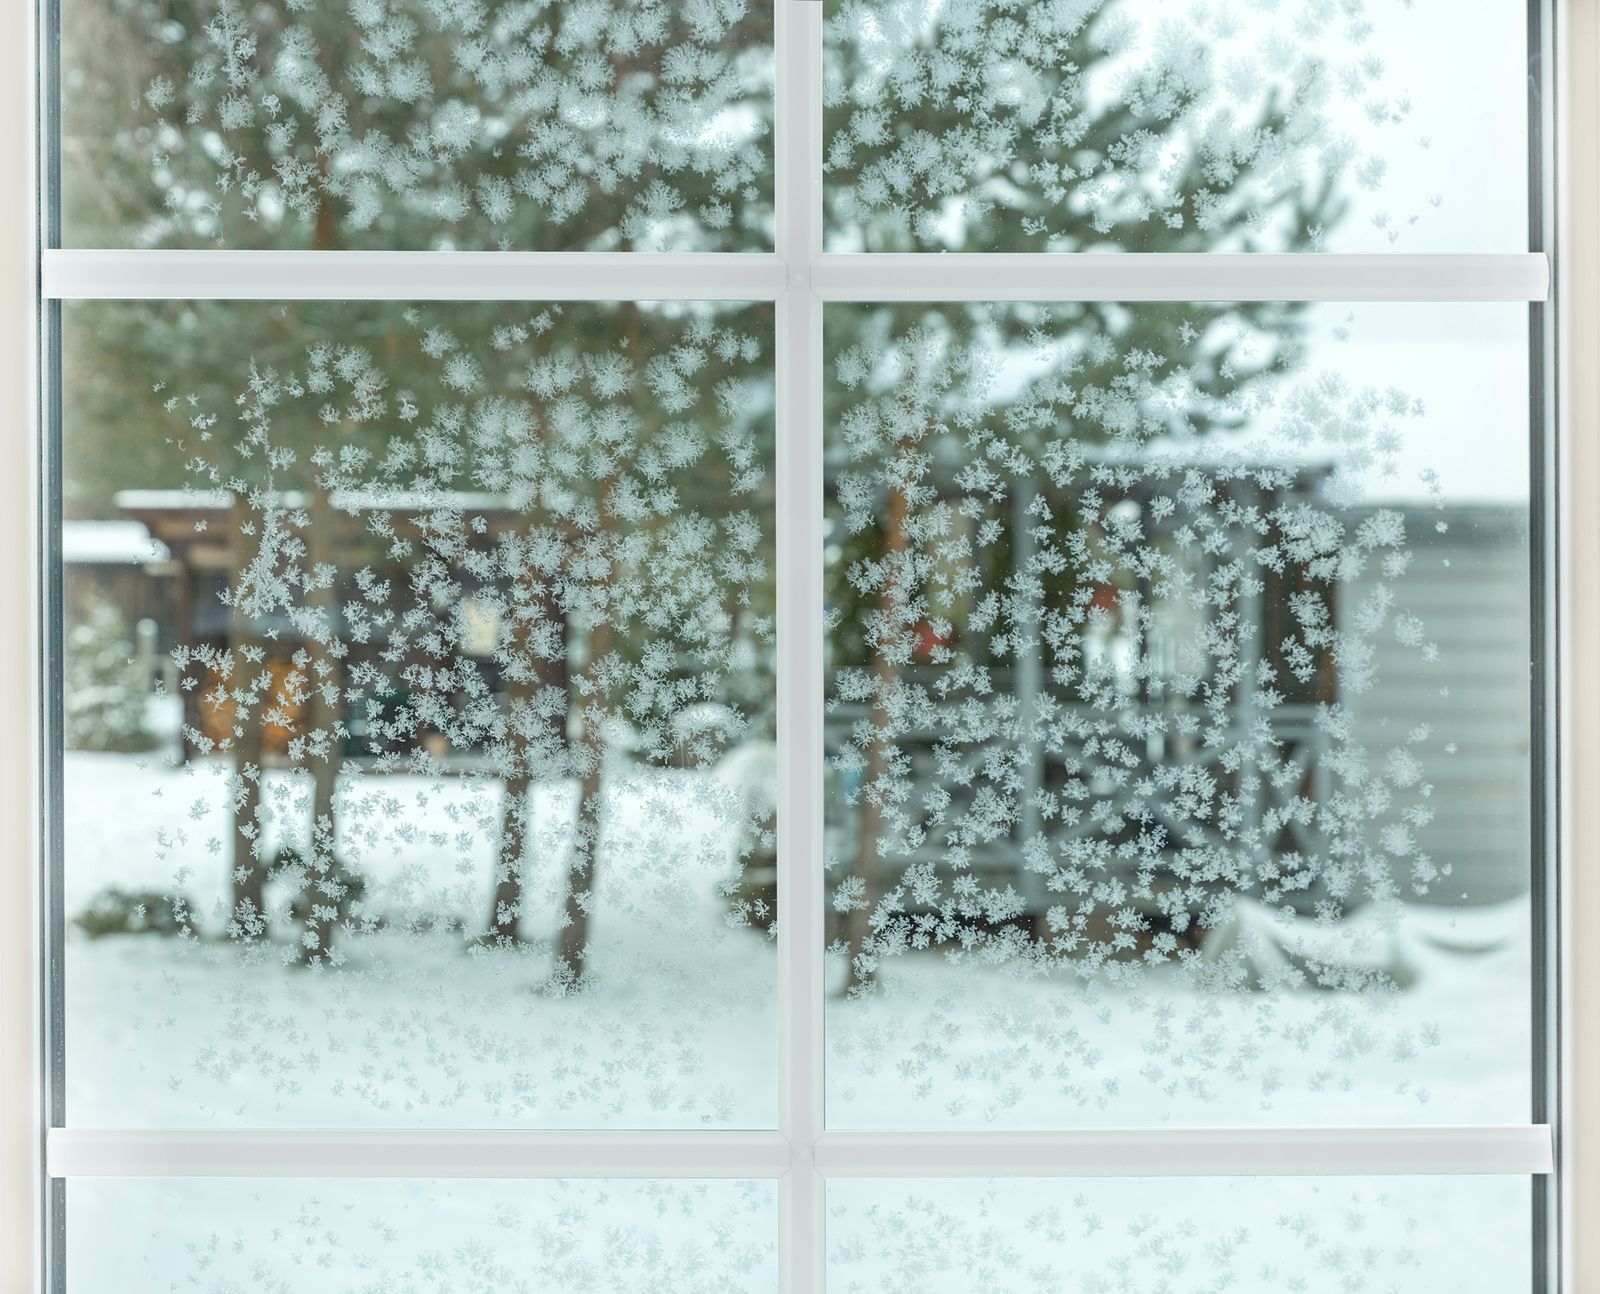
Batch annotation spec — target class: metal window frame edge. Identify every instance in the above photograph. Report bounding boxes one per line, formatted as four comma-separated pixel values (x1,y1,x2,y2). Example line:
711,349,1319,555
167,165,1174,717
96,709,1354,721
2,0,40,1289
1555,1,1600,1292
40,1125,1554,1181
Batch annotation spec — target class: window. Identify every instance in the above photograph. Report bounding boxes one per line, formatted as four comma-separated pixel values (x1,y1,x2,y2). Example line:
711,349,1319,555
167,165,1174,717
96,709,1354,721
29,0,1573,1291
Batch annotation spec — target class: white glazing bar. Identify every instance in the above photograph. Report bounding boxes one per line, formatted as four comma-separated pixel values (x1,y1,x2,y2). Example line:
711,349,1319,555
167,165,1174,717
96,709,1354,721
41,250,791,301
46,1130,793,1179
813,1126,1556,1179
43,251,1552,304
774,0,826,1291
47,1126,1553,1180
810,252,1551,302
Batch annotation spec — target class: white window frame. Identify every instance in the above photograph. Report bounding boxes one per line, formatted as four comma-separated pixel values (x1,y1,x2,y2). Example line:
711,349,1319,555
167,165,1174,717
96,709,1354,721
5,0,1599,1290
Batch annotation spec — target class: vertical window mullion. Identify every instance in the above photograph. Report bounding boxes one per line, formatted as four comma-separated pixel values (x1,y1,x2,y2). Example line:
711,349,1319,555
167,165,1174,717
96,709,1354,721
775,0,826,1290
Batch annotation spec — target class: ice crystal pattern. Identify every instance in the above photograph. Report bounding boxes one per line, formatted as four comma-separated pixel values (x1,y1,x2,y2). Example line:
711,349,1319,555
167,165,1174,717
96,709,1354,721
827,1178,1523,1294
115,303,776,1125
96,0,772,249
825,0,1431,251
825,303,1492,1120
71,1178,777,1294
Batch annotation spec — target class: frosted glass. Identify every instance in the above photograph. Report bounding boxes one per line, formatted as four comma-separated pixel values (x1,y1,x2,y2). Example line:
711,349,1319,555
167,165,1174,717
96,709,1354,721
60,0,775,251
828,1177,1530,1294
823,300,1532,1126
823,0,1529,254
60,299,779,1127
68,1178,778,1293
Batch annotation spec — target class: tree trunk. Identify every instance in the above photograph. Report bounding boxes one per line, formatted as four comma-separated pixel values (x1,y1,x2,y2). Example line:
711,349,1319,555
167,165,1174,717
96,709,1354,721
553,416,621,985
841,472,910,995
556,615,610,987
487,675,533,946
279,159,345,962
556,756,601,984
227,496,266,941
230,702,266,940
488,772,531,944
295,484,344,962
488,578,570,949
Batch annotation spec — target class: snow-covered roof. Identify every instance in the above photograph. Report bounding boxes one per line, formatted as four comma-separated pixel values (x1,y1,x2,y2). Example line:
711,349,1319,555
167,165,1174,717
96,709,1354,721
114,488,513,513
61,519,171,566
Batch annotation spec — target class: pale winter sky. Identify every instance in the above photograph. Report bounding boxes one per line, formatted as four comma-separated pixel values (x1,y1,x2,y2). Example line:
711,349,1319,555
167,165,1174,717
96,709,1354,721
1313,0,1531,505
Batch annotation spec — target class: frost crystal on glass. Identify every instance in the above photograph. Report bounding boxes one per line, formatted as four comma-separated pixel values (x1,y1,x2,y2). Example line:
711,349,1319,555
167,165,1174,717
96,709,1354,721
61,301,778,1126
69,1178,779,1292
827,1178,1528,1293
64,0,774,250
823,301,1531,1125
823,0,1521,253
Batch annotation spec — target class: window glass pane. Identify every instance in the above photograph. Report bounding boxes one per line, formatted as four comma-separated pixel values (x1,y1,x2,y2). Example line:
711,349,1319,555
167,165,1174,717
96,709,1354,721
59,0,775,251
823,0,1528,253
824,300,1531,1126
68,1178,778,1291
60,299,779,1127
827,1177,1529,1293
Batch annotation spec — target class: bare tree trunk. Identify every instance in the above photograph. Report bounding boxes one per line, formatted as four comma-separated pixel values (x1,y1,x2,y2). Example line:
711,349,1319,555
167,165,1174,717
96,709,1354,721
488,773,531,944
841,474,910,995
556,753,601,984
228,497,266,941
488,576,570,949
553,398,621,985
487,671,533,947
273,163,347,961
307,175,340,841
230,704,266,940
556,613,610,987
295,484,345,962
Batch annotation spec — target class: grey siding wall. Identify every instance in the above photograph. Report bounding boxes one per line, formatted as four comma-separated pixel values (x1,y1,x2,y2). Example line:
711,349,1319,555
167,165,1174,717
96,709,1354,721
1345,505,1531,905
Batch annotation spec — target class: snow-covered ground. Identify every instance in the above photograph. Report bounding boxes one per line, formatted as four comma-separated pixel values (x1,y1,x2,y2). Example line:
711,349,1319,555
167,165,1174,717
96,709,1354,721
826,895,1532,1128
64,750,1530,1130
64,750,780,1128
